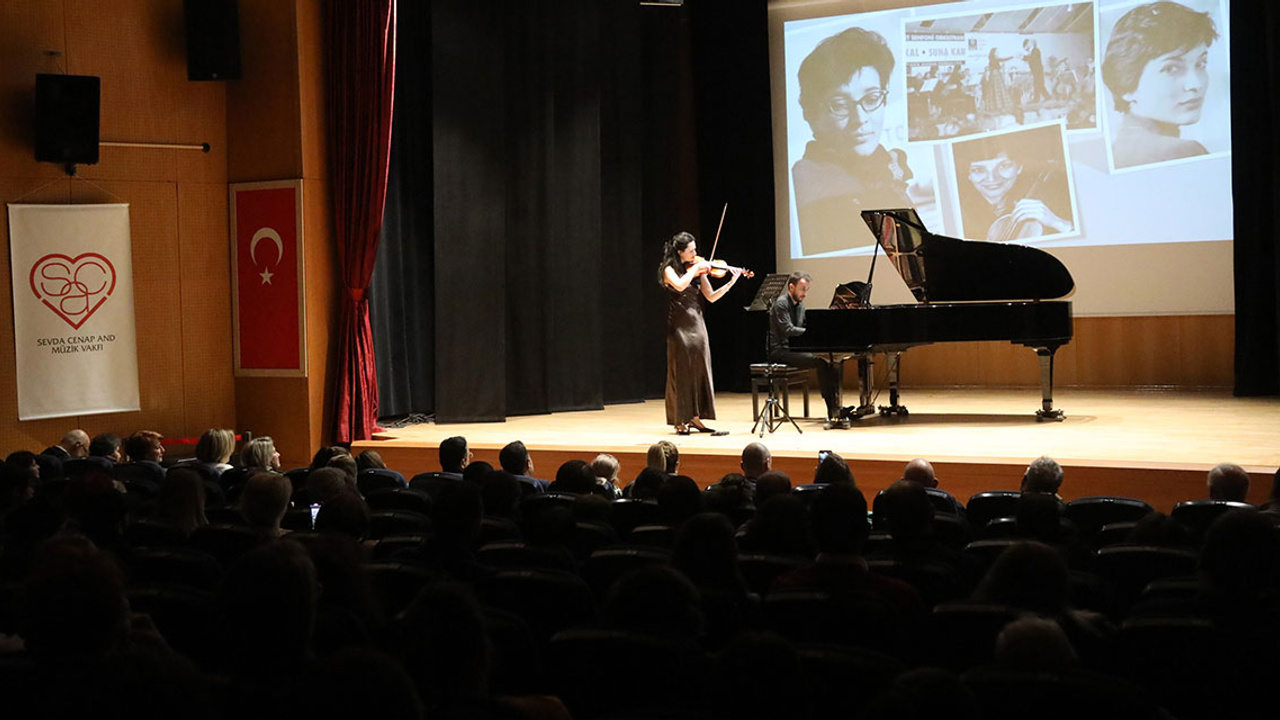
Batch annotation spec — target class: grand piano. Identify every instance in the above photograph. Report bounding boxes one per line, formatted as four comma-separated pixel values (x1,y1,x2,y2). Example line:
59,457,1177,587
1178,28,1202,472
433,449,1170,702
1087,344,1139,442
789,208,1075,423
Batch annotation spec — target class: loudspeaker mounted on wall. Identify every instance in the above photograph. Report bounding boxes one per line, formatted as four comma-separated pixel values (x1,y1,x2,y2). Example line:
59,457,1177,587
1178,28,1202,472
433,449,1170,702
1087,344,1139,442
34,73,100,167
185,0,242,81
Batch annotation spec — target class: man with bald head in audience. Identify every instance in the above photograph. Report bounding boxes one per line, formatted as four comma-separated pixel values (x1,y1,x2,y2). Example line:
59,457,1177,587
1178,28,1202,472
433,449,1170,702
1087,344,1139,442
42,429,89,460
900,457,965,518
1207,462,1250,503
738,442,772,498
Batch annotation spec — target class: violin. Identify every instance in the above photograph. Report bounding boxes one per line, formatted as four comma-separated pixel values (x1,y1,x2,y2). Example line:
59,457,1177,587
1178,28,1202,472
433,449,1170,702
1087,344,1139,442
688,256,754,278
987,168,1054,242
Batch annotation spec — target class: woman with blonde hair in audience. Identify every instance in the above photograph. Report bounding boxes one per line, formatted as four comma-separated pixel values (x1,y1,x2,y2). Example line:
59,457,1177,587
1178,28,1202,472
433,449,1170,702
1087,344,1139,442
194,428,236,478
591,453,623,499
239,471,293,537
241,436,282,473
155,466,209,536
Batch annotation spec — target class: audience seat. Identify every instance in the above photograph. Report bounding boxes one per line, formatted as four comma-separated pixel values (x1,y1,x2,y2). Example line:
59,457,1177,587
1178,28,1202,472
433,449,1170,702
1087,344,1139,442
567,521,617,563
476,541,577,573
927,602,1028,671
123,518,189,548
189,524,270,567
1113,616,1219,720
283,466,311,492
966,491,1021,529
281,507,315,532
867,559,966,608
365,561,438,618
1170,499,1255,540
1095,521,1140,548
478,516,522,546
204,506,245,526
1094,545,1199,616
797,644,906,720
407,471,456,499
367,510,432,539
737,553,808,597
357,468,408,495
764,589,905,657
581,546,671,599
627,524,675,549
1064,496,1154,541
125,584,217,663
964,665,1163,720
364,488,433,515
371,534,430,561
545,628,709,719
475,568,597,646
127,546,223,589
607,499,659,537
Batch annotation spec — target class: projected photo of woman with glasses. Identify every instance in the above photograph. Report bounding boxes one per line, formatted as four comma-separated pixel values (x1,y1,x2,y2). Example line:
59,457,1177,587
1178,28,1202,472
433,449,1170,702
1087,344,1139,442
791,27,916,257
1101,1,1225,171
951,123,1077,243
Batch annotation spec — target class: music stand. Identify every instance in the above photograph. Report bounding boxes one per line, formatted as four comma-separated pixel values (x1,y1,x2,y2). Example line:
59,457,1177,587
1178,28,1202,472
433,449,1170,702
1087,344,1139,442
745,273,790,312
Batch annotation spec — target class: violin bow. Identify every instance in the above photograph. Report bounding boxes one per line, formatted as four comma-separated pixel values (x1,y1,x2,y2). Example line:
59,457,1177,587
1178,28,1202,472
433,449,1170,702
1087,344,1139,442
708,202,728,261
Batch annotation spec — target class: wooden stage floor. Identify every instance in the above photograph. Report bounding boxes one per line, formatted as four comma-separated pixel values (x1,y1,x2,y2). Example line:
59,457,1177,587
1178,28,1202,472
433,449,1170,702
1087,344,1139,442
355,388,1280,513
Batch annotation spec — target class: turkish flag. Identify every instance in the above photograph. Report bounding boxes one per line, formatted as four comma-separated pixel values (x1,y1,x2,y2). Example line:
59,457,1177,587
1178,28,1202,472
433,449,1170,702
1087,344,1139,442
233,184,302,372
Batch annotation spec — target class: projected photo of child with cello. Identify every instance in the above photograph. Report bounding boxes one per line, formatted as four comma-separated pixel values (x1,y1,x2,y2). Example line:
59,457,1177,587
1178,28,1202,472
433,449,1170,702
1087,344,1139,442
949,121,1079,243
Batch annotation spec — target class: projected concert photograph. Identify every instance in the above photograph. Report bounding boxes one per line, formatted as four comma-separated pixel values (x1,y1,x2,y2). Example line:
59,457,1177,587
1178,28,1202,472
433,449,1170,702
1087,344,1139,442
904,1,1099,143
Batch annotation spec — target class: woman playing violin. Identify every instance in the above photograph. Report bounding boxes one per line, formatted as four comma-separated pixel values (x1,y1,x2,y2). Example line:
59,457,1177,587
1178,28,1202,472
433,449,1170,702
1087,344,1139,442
659,231,744,436
954,130,1074,242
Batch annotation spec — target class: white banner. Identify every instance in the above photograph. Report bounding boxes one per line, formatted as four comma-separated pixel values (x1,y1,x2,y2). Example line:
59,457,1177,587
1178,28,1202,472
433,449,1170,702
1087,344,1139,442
8,204,140,420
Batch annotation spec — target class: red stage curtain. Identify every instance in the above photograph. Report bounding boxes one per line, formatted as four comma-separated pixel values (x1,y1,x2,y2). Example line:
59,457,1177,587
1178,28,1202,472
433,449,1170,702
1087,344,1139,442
325,0,397,442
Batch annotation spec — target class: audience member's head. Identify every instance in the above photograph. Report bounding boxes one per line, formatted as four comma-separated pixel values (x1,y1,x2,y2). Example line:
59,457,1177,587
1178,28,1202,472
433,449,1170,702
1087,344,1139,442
89,433,123,462
195,428,235,465
742,494,816,557
439,436,470,474
604,565,703,638
1207,462,1251,503
647,440,679,474
239,471,293,534
712,632,806,720
327,453,359,485
1199,508,1280,606
498,440,533,476
627,467,668,501
311,445,351,472
125,430,165,464
902,458,938,488
396,583,491,703
591,453,621,486
865,668,979,720
553,459,598,495
813,452,855,486
462,459,493,485
5,451,40,484
754,470,793,507
314,491,371,540
0,462,34,520
874,480,934,546
156,466,208,535
480,471,522,519
308,467,355,505
994,617,1078,670
810,482,870,555
220,539,318,670
56,429,91,458
672,512,745,592
1125,511,1195,548
1015,491,1068,542
20,535,129,661
658,474,704,527
976,541,1070,616
241,436,281,472
356,450,387,471
1020,456,1064,496
741,442,772,479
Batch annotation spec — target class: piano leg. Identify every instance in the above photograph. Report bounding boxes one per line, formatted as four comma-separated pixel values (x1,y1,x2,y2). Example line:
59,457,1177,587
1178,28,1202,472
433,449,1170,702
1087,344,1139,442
1035,347,1066,421
878,352,909,416
846,355,876,419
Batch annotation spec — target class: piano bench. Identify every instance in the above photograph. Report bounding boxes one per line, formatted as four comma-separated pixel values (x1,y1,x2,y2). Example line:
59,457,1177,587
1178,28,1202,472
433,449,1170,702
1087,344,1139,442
749,364,810,420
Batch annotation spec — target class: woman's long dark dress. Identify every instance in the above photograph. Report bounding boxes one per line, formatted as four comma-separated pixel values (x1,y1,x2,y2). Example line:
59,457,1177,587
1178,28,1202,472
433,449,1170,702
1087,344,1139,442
665,281,716,425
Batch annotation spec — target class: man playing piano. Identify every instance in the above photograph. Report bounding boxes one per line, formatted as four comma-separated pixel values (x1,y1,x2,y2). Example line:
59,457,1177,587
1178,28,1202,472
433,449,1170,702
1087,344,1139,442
768,271,843,422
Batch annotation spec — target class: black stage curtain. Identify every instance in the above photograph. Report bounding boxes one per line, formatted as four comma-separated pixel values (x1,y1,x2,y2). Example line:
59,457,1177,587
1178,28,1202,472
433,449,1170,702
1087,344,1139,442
1231,0,1280,396
375,0,776,422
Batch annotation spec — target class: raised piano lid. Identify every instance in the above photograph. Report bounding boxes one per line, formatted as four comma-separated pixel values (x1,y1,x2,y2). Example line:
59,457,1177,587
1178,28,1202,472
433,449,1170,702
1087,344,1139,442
860,208,1075,304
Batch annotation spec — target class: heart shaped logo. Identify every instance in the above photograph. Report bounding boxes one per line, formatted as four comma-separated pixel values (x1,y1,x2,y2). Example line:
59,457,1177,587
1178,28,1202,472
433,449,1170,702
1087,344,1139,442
29,253,117,330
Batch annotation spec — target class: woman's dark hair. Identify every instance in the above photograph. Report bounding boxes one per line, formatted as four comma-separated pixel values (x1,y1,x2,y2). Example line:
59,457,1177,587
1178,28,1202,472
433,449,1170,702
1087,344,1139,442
1102,1,1218,113
89,433,121,458
797,27,894,118
657,231,696,286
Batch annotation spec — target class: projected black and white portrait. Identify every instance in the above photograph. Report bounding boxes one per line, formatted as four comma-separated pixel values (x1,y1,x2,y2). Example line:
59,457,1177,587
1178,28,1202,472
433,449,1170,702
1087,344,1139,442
789,25,939,257
950,123,1078,243
905,1,1099,142
1101,0,1227,171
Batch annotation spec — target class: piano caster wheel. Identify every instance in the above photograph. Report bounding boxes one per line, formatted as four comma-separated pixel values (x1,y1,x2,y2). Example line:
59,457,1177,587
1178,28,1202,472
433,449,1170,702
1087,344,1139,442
879,405,908,416
823,418,851,430
1036,408,1066,422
